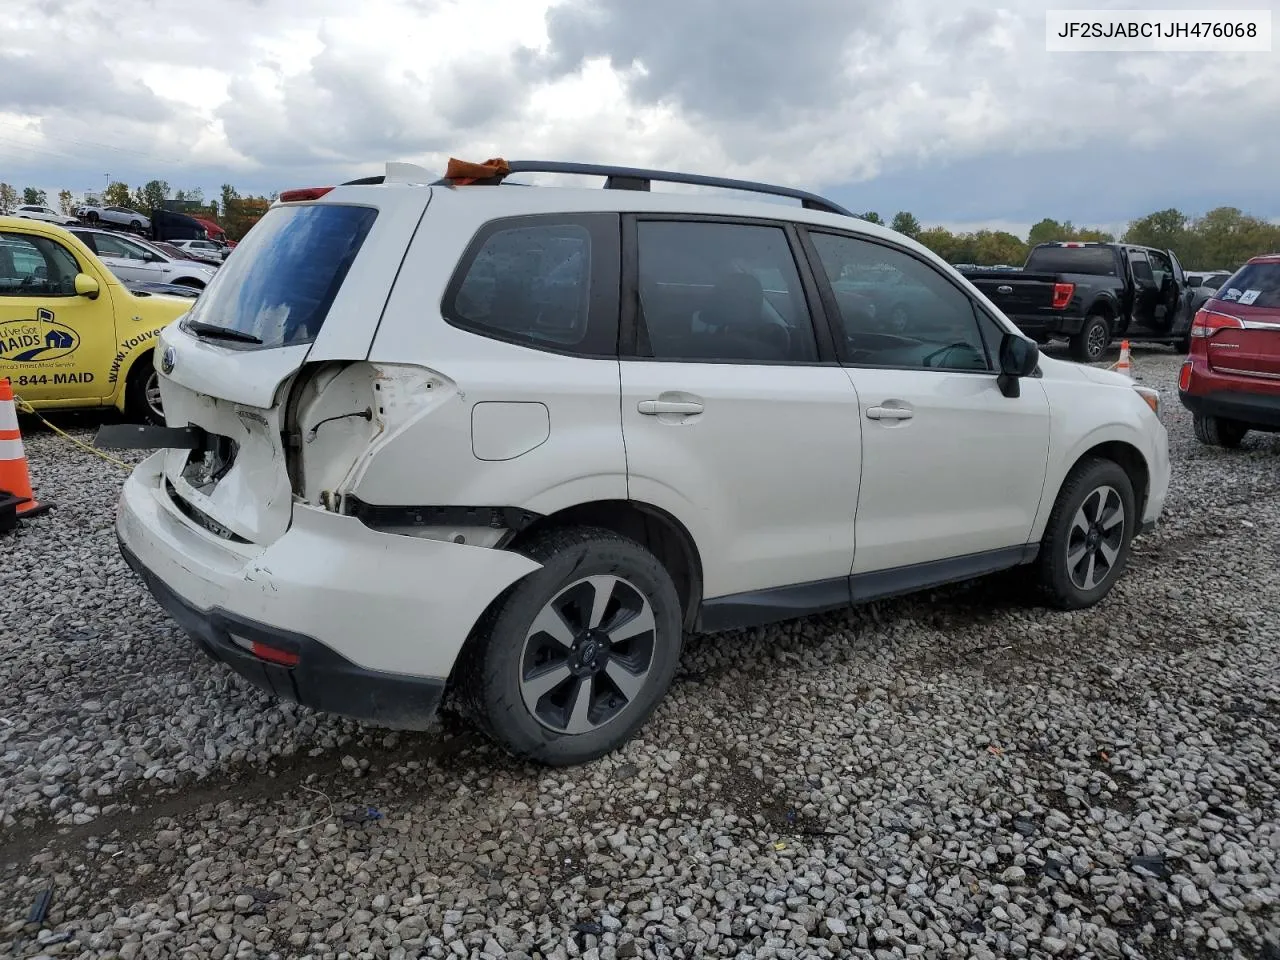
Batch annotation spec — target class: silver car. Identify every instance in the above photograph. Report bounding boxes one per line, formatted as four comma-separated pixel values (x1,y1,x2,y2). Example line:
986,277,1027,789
74,204,151,232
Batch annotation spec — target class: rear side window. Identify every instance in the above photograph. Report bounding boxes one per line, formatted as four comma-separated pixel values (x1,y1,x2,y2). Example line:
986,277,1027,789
444,214,619,357
1024,246,1117,276
1216,262,1280,308
181,204,377,349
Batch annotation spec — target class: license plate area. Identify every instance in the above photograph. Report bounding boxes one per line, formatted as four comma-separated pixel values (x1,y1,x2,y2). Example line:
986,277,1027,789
180,433,239,493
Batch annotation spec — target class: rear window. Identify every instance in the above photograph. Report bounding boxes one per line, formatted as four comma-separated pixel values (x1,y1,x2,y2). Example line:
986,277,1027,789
181,203,377,348
1023,246,1118,276
1214,263,1280,309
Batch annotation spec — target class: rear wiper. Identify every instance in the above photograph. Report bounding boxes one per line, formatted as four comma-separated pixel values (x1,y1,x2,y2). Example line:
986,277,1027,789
183,319,263,344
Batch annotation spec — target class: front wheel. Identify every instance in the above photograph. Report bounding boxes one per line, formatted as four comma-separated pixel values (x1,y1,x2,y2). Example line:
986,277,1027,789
1069,314,1111,363
125,361,164,425
455,527,683,766
173,278,205,289
1193,414,1248,449
1037,457,1136,610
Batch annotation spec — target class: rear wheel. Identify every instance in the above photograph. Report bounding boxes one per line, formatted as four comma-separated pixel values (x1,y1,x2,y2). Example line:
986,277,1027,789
455,527,683,766
1037,457,1136,610
1193,414,1248,449
125,359,164,425
86,211,100,223
173,278,205,289
1069,314,1110,363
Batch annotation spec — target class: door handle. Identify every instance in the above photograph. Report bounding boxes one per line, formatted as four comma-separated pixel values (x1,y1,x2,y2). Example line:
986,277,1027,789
866,405,913,421
638,399,704,416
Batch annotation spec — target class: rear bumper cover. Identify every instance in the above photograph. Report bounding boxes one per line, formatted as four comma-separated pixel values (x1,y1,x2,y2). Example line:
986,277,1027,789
1004,313,1087,338
114,451,542,728
1179,388,1280,430
120,537,447,728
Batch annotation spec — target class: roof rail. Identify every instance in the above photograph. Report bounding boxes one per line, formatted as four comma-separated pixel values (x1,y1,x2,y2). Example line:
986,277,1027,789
429,160,853,217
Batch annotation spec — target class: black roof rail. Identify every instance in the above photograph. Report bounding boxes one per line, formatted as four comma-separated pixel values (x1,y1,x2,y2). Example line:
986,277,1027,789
430,160,853,217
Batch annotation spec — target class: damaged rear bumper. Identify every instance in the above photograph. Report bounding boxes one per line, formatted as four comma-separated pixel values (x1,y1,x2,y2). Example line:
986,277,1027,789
114,451,542,729
118,536,446,728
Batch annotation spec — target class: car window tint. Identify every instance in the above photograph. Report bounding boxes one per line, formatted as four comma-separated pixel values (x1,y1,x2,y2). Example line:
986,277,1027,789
0,233,81,296
1128,251,1155,284
1215,262,1280,308
810,232,991,372
1147,250,1173,287
634,221,818,363
451,222,593,348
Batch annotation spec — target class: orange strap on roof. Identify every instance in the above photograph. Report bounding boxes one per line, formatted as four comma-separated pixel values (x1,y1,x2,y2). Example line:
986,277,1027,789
445,157,510,185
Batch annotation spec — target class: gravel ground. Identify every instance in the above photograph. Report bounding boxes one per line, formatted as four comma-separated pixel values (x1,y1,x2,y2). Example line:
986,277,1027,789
1,347,1278,960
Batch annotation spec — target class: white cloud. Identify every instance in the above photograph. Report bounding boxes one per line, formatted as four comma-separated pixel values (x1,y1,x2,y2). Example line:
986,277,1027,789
0,0,1276,226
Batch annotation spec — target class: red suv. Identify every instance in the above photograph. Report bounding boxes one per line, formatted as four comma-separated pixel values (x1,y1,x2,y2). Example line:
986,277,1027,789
1179,254,1280,448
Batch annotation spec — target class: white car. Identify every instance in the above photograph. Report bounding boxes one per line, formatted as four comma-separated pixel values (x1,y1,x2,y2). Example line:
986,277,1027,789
108,160,1170,766
14,203,77,225
167,238,230,262
69,227,217,289
75,204,151,231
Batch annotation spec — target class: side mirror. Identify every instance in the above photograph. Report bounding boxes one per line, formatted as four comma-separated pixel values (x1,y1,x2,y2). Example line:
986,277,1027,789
74,273,100,300
997,332,1038,398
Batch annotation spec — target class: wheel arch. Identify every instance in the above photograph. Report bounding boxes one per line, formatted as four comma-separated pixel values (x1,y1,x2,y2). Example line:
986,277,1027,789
508,499,704,633
1040,438,1150,540
111,346,157,412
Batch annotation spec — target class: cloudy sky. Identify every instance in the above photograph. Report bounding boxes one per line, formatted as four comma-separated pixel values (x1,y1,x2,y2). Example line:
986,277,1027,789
3,0,1277,237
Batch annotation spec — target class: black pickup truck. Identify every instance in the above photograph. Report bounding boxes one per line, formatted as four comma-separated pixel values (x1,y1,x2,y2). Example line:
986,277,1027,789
961,242,1198,362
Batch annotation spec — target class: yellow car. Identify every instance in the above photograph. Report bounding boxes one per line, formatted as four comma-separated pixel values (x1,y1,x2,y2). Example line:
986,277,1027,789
0,215,194,424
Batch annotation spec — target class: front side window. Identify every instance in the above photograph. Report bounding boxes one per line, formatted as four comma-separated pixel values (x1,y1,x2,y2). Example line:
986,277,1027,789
634,220,818,363
0,232,81,297
1147,249,1173,288
810,231,991,371
1128,250,1155,285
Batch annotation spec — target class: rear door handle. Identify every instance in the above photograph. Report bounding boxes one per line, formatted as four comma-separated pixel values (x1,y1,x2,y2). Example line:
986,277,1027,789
638,400,704,416
866,405,913,421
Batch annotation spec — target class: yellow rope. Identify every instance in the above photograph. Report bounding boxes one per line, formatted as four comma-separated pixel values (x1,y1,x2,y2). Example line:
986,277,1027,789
12,396,133,472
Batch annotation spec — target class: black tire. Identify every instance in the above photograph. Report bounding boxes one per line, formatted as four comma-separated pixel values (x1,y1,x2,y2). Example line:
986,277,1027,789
130,220,142,230
1037,457,1136,611
86,211,99,223
173,278,205,289
1193,414,1247,449
455,526,683,766
125,358,164,425
1069,314,1111,363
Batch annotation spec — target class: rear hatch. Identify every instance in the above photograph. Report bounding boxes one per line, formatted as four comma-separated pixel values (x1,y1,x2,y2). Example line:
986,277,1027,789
1206,262,1280,381
155,186,431,545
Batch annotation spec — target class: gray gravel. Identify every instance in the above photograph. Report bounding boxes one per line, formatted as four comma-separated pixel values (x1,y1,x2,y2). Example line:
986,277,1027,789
2,347,1278,960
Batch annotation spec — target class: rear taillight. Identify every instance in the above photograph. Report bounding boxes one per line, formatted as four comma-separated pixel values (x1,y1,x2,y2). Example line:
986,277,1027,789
278,187,334,203
1190,308,1244,338
1051,282,1074,309
1178,360,1193,391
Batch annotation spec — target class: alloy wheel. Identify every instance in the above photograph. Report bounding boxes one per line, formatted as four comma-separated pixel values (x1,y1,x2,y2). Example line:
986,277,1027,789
1066,485,1124,590
519,575,657,734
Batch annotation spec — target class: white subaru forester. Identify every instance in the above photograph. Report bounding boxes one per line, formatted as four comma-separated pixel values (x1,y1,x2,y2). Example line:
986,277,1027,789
107,159,1170,766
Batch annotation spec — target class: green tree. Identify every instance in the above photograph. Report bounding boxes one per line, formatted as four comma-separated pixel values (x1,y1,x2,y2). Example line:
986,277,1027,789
220,183,240,213
915,226,958,261
22,187,47,206
103,180,133,207
1027,218,1072,246
131,186,147,211
856,211,883,225
890,211,921,240
1073,227,1116,243
0,183,16,214
142,179,169,212
57,189,74,215
1122,208,1189,252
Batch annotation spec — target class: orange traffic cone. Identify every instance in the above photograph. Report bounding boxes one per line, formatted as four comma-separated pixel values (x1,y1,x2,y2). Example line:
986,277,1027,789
1115,340,1133,378
0,378,51,518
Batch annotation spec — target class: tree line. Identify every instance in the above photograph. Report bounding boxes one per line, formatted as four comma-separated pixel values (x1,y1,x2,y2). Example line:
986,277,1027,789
856,207,1278,271
0,179,274,241
2,176,1276,265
